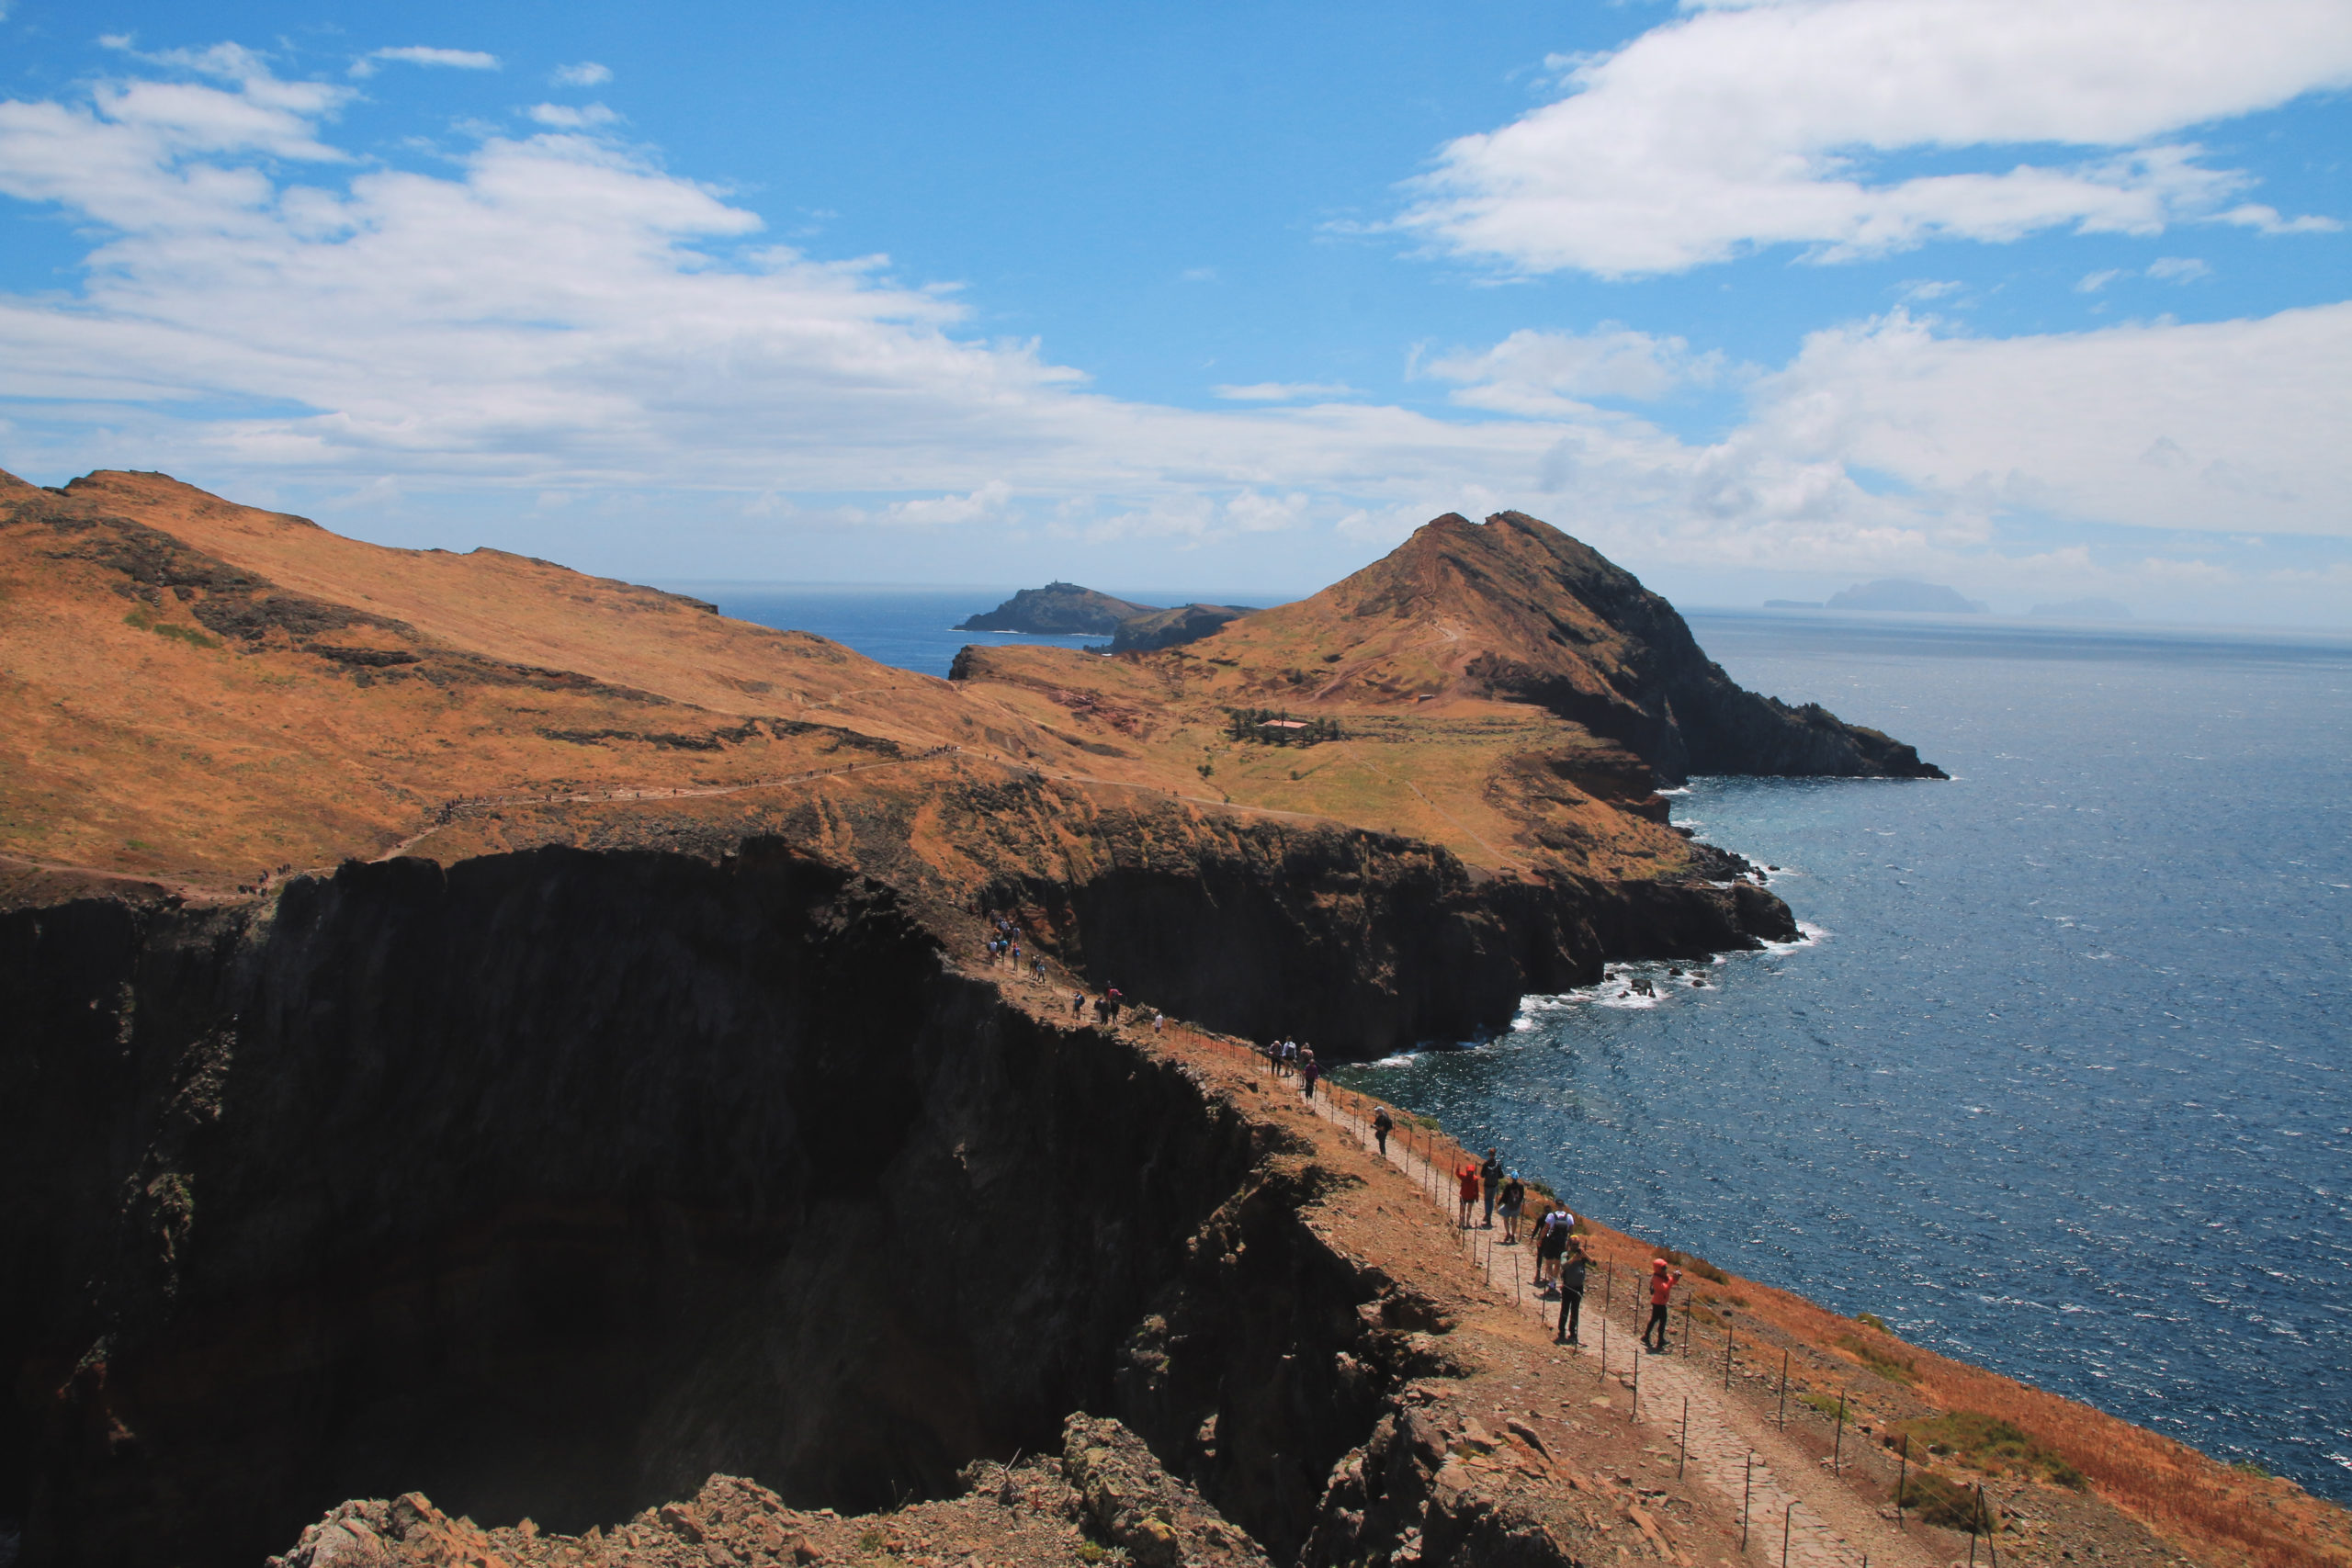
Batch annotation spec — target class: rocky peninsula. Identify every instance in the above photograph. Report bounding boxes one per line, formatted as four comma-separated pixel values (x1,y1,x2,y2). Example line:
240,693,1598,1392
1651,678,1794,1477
7,470,2338,1568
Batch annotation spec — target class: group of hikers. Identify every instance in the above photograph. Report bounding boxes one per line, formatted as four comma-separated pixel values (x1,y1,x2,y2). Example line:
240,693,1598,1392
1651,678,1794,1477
1434,1145,1683,1352
982,905,1689,1358
982,910,1168,1033
1264,1038,1322,1097
981,913,1046,981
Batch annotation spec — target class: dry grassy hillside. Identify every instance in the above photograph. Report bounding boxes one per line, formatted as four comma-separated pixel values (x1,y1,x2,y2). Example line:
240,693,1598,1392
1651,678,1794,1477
5,474,1824,897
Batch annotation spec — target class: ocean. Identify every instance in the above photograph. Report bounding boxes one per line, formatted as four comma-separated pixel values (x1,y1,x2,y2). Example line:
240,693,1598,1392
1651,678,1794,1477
704,587,2352,1504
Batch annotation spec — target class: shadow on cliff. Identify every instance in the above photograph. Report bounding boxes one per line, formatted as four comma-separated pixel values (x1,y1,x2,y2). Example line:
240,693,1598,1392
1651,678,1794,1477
3,846,1376,1568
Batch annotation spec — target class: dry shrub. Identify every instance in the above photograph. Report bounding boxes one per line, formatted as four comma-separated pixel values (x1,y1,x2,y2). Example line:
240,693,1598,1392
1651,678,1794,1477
1897,1472,1996,1533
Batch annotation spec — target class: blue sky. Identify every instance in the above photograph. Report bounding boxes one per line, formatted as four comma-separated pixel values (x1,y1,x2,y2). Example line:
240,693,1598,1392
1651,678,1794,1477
2,0,2348,620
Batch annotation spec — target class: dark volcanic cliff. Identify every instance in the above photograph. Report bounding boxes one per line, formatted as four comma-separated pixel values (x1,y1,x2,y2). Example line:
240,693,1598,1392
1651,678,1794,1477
1,849,1412,1568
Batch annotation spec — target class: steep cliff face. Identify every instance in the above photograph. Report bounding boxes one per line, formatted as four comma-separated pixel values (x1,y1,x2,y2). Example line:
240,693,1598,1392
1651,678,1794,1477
4,849,1359,1568
377,767,1794,1056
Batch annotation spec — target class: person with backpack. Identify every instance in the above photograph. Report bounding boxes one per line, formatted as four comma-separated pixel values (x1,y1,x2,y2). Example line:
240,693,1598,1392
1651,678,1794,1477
1299,1050,1319,1100
1644,1258,1683,1353
1372,1106,1394,1157
1498,1173,1526,1243
1555,1234,1590,1345
1479,1149,1504,1228
1534,1204,1572,1294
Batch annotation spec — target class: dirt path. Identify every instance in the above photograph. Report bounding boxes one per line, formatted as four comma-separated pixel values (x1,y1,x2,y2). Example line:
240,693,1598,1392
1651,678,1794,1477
1281,1074,1939,1568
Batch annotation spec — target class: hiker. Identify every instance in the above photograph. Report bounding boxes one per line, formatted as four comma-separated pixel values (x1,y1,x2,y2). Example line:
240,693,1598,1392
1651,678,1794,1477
1534,1205,1572,1293
1281,1039,1298,1077
1645,1258,1683,1352
1266,1039,1283,1075
1300,1051,1319,1099
1071,990,1085,1018
1555,1234,1590,1345
1373,1106,1394,1156
1456,1162,1480,1229
1152,1010,1165,1034
1032,956,1046,981
1498,1172,1526,1243
1479,1148,1504,1229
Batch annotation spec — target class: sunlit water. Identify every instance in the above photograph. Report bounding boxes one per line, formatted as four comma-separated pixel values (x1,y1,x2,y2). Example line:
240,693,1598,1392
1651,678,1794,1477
702,589,2352,1500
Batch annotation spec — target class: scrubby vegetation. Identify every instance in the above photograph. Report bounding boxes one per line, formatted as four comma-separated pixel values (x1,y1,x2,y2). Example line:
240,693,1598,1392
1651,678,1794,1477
1223,707,1341,745
1894,1412,2086,1489
1897,1470,1999,1532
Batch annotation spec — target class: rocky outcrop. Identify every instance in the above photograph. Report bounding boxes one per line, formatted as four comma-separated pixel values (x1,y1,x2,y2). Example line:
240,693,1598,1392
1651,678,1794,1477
1110,604,1257,654
956,582,1159,635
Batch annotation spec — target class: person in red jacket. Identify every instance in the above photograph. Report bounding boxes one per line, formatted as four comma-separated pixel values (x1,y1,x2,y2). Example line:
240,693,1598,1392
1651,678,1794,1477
1644,1258,1682,1352
1456,1162,1480,1229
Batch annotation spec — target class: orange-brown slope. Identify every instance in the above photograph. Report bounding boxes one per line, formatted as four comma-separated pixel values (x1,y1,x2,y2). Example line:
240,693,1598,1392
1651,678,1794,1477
1176,510,1944,784
0,469,1104,885
945,509,1944,889
49,470,1002,750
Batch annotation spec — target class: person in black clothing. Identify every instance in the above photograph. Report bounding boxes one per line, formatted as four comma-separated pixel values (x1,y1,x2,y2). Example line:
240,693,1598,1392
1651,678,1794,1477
1555,1235,1589,1345
1479,1149,1503,1228
1373,1106,1394,1156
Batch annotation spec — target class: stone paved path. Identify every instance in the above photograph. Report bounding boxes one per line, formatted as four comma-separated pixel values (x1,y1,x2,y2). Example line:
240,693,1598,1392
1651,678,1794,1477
1282,1072,1943,1568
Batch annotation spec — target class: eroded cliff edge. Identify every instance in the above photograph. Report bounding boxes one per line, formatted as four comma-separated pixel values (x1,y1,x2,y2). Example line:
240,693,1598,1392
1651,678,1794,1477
4,847,1389,1565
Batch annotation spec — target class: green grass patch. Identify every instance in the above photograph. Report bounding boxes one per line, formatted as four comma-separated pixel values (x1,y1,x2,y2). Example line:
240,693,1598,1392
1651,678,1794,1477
124,607,222,649
1856,1311,1890,1332
1894,1412,2085,1489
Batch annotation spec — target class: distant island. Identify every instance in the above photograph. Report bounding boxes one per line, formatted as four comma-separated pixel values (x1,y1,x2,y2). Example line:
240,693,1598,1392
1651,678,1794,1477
957,581,1258,651
955,581,1156,634
1826,579,1988,614
2029,597,2132,621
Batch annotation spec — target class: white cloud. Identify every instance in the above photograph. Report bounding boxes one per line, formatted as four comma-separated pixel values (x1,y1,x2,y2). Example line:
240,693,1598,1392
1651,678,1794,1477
527,102,618,129
2146,255,2211,281
1213,381,1355,401
1427,326,1723,413
0,51,2344,619
1400,0,2352,276
1742,304,2352,536
552,62,613,87
2076,269,2123,293
351,46,500,79
0,58,1576,543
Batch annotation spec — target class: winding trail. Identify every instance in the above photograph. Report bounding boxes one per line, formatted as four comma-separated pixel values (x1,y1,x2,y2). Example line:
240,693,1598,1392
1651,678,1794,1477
1280,1070,1939,1568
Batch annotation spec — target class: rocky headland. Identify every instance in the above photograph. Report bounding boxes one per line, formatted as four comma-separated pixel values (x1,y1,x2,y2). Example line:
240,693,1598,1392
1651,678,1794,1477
8,470,2340,1568
954,582,1159,636
954,581,1259,653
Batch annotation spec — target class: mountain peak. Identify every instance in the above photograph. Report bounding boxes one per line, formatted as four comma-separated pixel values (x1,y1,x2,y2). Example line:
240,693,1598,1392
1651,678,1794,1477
1199,510,1943,784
